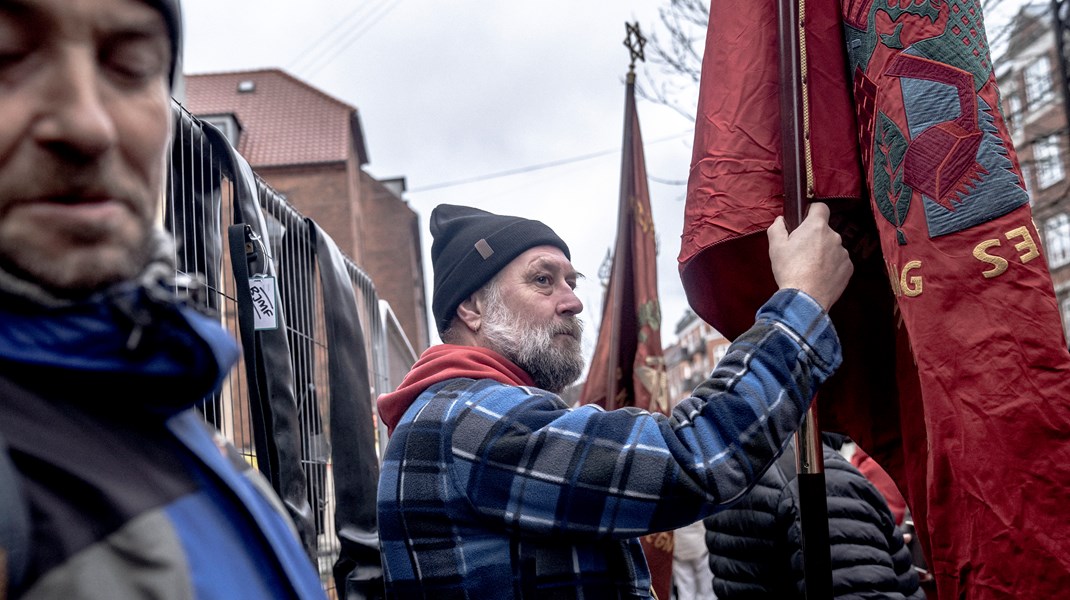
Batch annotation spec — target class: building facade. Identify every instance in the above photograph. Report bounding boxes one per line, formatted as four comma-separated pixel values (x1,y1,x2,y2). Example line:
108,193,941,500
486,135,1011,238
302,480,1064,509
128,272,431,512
664,309,730,406
996,4,1070,345
184,69,430,351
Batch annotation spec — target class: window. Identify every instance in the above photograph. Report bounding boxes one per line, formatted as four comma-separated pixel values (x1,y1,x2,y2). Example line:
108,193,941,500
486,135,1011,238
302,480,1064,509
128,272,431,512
712,343,728,365
1024,55,1055,110
200,114,241,147
1034,135,1064,189
1007,92,1023,136
1046,214,1070,268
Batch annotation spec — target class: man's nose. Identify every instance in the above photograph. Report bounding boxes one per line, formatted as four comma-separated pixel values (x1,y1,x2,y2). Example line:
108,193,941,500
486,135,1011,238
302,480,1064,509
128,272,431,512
34,52,117,159
558,285,583,316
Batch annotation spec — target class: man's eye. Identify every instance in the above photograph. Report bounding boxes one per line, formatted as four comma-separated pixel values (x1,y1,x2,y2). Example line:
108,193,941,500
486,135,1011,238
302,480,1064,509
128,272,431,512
104,40,167,82
0,46,30,70
0,50,24,64
0,48,34,84
534,275,551,285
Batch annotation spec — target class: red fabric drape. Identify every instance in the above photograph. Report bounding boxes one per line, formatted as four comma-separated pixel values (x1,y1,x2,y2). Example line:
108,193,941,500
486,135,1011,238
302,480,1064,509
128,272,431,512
681,1,1070,598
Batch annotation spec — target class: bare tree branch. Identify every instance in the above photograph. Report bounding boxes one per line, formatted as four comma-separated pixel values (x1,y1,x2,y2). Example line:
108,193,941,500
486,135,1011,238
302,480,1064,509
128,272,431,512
639,0,709,121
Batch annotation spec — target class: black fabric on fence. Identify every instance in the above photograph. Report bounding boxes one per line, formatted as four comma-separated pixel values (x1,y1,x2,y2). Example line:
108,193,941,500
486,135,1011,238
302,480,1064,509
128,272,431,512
201,119,315,558
166,107,222,312
309,220,384,600
166,109,226,427
227,223,315,559
260,196,330,538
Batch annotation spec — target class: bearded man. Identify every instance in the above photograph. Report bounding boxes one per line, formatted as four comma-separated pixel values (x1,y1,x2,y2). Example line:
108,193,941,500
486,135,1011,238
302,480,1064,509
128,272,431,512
376,203,853,599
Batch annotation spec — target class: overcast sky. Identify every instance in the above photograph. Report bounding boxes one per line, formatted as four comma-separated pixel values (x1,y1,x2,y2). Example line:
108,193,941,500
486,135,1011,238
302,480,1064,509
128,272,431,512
180,0,1026,359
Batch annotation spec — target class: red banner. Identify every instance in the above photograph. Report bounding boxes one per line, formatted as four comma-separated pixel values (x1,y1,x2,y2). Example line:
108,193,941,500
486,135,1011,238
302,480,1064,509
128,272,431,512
581,72,672,600
680,0,907,520
681,0,1070,598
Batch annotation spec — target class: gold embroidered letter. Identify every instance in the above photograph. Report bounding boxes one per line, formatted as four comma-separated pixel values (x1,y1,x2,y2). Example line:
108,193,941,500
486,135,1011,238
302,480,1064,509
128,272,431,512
973,239,1008,279
1005,226,1040,264
900,261,923,297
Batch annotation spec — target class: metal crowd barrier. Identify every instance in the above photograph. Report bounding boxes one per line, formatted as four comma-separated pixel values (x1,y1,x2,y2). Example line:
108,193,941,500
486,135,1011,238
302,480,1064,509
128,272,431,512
164,102,415,598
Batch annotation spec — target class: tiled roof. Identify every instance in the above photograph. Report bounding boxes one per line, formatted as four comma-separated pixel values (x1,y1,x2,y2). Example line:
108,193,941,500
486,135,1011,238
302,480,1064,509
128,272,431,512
183,68,367,168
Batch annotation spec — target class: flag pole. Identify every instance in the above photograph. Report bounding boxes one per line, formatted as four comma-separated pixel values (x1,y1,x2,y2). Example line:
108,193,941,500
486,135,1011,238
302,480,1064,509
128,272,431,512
776,0,833,597
604,64,635,412
604,22,648,412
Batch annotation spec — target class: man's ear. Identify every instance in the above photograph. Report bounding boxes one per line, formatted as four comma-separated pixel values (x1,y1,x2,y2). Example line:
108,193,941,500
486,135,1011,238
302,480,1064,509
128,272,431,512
455,294,483,333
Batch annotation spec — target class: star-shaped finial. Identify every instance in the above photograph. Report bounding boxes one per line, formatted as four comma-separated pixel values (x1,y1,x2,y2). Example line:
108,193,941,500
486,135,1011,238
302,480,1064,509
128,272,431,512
624,22,646,72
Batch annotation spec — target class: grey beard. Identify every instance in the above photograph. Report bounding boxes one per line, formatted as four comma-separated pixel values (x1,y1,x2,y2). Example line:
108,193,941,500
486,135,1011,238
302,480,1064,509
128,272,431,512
479,284,585,394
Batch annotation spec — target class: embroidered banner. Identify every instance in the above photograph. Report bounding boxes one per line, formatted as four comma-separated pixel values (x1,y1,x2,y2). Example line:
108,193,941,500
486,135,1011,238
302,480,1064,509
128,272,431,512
846,1,1070,596
682,0,1070,597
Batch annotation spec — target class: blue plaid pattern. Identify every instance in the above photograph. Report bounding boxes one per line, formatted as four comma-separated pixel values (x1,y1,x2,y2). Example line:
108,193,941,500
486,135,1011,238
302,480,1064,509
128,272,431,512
378,289,841,599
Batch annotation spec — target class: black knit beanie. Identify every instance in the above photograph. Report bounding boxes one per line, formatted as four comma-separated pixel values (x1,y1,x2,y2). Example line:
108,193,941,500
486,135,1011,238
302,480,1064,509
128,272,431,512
143,0,183,88
430,204,570,335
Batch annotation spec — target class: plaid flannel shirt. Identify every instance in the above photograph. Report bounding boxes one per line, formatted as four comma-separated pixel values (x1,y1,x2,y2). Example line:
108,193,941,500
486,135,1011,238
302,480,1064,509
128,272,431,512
378,289,842,599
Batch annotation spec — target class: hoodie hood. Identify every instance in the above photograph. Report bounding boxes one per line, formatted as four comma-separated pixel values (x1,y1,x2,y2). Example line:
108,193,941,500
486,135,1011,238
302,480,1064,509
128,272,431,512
377,344,534,433
0,230,239,416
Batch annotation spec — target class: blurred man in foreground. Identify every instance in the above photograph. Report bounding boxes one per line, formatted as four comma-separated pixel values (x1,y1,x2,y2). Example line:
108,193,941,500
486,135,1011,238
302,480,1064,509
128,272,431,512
0,1,326,597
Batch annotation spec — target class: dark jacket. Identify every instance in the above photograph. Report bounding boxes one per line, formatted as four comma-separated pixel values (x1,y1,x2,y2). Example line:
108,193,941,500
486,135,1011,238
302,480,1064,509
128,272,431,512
0,430,29,595
0,257,327,599
704,439,924,600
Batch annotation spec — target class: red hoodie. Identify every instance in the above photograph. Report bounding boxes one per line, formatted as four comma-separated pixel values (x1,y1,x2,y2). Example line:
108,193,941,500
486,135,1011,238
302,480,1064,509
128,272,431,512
376,344,535,434
851,446,907,526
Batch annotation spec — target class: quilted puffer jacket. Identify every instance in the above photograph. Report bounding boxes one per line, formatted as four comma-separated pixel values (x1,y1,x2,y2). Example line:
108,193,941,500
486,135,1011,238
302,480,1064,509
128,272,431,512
704,438,924,599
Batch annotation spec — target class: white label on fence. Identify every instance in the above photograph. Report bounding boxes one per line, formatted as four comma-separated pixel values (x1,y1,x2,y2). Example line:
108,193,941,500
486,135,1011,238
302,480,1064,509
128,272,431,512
249,276,279,331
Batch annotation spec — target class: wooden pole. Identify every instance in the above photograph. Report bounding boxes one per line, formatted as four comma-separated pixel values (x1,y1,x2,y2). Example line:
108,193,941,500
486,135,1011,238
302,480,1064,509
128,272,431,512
776,0,833,597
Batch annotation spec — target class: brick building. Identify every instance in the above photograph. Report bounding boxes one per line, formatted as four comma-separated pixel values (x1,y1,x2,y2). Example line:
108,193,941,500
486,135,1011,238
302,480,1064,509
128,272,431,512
664,309,730,406
184,69,430,351
996,4,1070,343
